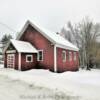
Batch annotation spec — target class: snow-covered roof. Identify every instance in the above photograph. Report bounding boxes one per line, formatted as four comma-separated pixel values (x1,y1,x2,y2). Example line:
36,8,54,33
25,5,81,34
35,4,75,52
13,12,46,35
17,20,79,51
5,39,38,53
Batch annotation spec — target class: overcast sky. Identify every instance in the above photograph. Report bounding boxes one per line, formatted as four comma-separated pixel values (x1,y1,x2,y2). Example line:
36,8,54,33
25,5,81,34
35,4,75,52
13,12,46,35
0,0,100,39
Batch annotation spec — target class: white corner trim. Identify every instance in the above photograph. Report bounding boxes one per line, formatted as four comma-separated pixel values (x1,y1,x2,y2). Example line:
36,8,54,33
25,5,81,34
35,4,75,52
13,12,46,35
18,53,21,70
54,45,57,72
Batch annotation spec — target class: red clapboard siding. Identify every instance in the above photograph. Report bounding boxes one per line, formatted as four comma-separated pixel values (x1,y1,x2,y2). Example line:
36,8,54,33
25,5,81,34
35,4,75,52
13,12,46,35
57,47,79,72
4,23,79,72
21,53,37,71
20,25,54,71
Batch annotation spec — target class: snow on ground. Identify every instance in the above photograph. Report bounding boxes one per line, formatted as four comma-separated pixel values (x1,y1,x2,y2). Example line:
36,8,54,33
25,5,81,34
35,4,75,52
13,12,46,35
0,65,100,100
0,75,68,100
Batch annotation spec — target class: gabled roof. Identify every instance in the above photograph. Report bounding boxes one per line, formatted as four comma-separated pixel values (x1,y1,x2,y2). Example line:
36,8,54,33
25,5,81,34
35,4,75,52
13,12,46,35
4,39,38,53
17,20,79,51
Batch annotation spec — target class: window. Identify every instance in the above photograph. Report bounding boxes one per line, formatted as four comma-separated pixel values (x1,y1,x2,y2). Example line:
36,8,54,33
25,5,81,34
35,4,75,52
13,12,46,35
37,50,43,61
26,55,33,62
74,52,77,61
68,51,72,61
62,51,66,62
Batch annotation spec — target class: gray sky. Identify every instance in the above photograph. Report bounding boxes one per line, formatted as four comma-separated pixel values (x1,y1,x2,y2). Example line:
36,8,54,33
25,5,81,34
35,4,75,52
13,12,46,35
0,0,100,39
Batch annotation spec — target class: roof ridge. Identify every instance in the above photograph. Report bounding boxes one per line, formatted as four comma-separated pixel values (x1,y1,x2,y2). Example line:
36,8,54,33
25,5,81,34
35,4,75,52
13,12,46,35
17,20,79,51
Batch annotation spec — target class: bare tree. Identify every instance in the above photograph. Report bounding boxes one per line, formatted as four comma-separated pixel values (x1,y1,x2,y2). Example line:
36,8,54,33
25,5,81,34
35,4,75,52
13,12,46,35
61,17,100,69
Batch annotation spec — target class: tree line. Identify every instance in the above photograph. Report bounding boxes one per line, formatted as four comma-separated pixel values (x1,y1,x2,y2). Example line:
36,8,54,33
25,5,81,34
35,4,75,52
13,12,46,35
61,17,100,69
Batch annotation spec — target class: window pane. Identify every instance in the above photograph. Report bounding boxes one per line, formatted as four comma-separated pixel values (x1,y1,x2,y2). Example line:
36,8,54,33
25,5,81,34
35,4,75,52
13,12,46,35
27,57,31,61
62,51,66,62
74,52,76,61
38,50,43,61
26,55,33,62
68,52,72,61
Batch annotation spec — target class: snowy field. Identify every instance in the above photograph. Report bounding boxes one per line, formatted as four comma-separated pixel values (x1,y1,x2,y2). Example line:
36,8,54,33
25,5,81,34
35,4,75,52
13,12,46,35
0,76,70,100
0,65,100,100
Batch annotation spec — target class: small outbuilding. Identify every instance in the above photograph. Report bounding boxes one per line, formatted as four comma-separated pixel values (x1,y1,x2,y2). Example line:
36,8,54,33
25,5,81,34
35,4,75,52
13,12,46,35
4,20,79,72
4,40,38,70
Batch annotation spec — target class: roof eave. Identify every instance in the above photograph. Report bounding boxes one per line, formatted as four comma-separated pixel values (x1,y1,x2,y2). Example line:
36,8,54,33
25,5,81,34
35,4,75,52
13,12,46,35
3,40,19,54
18,51,38,53
56,44,79,51
16,20,56,44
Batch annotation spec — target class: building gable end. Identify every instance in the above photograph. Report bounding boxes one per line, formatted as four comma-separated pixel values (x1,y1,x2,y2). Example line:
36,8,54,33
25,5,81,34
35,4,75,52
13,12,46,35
17,21,56,45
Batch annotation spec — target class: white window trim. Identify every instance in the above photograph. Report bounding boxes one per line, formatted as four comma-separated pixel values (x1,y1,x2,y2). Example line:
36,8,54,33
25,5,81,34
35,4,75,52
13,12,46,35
26,55,33,62
37,50,43,61
69,51,72,61
62,50,66,62
74,52,77,61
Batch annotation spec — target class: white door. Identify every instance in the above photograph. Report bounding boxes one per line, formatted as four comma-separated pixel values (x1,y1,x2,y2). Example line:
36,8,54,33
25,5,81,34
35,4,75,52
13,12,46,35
7,54,15,68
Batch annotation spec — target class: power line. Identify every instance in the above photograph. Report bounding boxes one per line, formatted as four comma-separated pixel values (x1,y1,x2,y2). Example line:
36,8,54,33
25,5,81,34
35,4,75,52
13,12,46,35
0,21,17,33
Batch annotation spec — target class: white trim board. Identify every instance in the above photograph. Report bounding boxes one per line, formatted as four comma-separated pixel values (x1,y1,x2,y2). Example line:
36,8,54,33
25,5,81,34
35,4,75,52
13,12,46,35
54,45,57,72
18,53,21,70
6,50,16,53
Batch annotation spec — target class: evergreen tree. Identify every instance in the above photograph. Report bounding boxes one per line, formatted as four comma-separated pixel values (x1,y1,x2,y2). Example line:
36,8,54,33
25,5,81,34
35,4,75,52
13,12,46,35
1,34,13,52
1,34,12,43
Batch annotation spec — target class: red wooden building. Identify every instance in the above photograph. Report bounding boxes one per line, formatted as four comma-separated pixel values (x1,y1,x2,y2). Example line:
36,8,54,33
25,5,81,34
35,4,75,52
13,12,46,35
4,20,79,72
